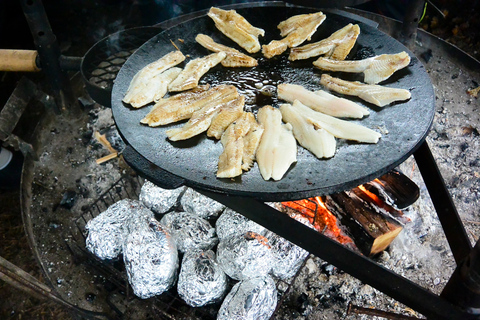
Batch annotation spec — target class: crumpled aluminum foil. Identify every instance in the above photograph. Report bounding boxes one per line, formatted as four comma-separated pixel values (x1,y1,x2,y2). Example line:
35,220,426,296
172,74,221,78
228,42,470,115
123,219,178,299
217,275,277,320
217,232,273,280
177,250,228,307
85,199,153,260
139,180,185,214
215,208,266,241
160,211,218,253
180,188,225,219
265,231,309,280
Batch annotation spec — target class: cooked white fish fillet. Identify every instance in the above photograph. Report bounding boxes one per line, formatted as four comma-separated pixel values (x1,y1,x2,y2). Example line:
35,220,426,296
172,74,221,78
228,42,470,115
313,51,411,84
256,105,297,181
280,103,336,158
207,7,265,53
123,50,185,104
277,83,369,119
128,67,182,109
141,85,237,126
168,52,226,92
289,24,360,61
217,112,258,178
320,74,411,107
290,100,381,143
166,92,240,141
262,11,326,59
195,34,258,67
207,96,245,139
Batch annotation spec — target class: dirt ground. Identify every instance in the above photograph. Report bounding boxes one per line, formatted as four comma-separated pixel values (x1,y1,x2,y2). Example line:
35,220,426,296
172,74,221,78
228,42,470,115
0,0,479,319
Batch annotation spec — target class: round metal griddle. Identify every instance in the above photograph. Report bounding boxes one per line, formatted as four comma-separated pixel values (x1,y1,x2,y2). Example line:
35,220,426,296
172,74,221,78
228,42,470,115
111,4,435,201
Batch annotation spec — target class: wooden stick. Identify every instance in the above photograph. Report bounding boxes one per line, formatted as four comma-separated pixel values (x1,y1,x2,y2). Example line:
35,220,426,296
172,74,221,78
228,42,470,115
96,152,118,164
93,131,116,153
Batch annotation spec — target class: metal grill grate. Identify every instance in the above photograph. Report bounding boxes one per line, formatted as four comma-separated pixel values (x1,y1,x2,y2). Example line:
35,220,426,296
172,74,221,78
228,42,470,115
70,176,309,319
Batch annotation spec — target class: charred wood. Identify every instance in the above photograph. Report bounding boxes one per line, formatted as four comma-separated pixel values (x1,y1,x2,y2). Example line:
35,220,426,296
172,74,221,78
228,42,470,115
325,191,403,256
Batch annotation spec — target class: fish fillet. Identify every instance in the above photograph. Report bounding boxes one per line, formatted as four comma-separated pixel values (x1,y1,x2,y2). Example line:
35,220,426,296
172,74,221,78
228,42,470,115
280,103,336,158
128,67,182,109
195,34,258,67
289,24,360,61
313,51,411,84
207,96,245,139
207,7,265,53
123,51,185,104
320,74,411,107
242,116,264,171
217,112,258,178
168,52,226,92
256,105,297,181
290,100,381,143
277,83,369,119
141,85,237,126
262,11,326,59
166,91,239,141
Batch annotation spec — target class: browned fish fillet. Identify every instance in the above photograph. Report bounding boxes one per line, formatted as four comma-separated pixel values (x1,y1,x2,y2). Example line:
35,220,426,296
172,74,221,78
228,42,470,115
320,74,411,107
242,120,264,171
289,24,360,61
207,7,265,53
262,11,326,59
195,34,258,67
168,52,226,92
123,50,185,104
166,92,240,141
207,96,245,139
313,52,411,84
217,112,257,178
141,85,237,126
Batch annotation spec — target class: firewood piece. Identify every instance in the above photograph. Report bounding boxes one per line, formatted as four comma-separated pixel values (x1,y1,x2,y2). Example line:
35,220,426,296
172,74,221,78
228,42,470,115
352,186,410,225
363,169,420,210
325,191,403,256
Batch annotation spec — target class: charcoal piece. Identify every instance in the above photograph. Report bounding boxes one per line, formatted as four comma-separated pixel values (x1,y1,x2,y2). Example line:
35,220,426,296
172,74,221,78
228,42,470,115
217,275,277,320
160,211,217,253
265,231,309,280
85,199,154,260
123,219,178,299
215,208,266,241
180,188,225,219
217,232,273,280
177,250,228,307
139,180,185,214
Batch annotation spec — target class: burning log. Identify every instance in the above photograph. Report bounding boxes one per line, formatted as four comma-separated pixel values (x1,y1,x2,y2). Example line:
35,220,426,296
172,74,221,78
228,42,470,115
325,191,403,256
362,170,420,210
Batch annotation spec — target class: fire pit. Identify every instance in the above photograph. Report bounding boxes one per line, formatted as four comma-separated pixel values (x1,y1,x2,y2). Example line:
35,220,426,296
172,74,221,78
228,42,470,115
8,1,480,319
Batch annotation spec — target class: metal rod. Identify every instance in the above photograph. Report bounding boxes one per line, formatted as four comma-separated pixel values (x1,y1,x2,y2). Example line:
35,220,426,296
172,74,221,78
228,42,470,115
20,0,74,113
413,141,472,264
398,0,426,49
197,190,470,319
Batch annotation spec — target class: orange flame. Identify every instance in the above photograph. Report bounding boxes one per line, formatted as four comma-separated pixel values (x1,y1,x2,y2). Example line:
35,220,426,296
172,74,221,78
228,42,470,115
282,197,353,245
357,185,383,206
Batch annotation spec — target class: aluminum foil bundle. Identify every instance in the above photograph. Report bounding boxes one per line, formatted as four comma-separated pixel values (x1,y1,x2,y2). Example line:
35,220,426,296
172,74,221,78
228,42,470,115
139,180,185,214
217,232,273,280
180,188,225,219
160,212,218,253
177,250,228,307
265,231,309,280
85,199,153,260
123,219,178,299
215,208,266,241
217,275,277,320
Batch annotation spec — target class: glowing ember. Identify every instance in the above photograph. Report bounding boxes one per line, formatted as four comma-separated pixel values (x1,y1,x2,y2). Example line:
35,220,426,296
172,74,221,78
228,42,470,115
282,197,353,245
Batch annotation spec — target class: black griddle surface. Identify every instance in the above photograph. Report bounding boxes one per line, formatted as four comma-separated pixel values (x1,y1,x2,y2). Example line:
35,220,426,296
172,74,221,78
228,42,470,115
112,5,435,201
